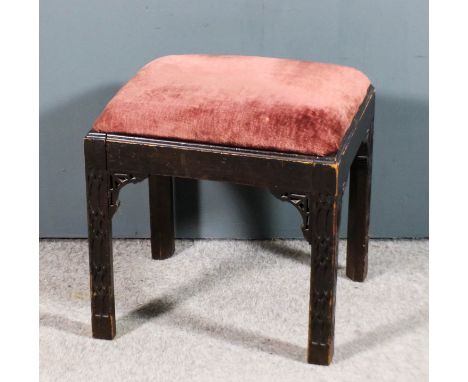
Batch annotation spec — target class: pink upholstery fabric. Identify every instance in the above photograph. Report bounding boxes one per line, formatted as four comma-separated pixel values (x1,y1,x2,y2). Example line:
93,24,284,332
94,55,371,156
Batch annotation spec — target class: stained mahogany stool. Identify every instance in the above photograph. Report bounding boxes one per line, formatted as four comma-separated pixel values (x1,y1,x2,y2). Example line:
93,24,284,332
84,55,374,365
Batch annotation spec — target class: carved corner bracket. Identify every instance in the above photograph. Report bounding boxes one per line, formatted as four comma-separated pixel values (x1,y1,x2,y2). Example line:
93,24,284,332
271,186,347,244
109,173,147,217
272,191,314,242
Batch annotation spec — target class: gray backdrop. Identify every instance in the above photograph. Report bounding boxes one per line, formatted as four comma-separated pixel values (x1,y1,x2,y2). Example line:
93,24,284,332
40,0,428,239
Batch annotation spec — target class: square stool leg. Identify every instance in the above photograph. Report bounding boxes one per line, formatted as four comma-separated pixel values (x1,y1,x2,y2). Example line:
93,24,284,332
85,134,147,339
346,124,374,282
307,190,343,365
272,187,344,365
149,175,175,260
85,166,116,340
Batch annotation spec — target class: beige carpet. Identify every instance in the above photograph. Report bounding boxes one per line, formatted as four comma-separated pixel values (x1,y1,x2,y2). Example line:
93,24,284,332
40,239,428,381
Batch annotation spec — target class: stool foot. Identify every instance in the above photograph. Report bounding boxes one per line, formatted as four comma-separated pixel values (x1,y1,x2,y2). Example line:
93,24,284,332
307,342,334,365
91,314,116,340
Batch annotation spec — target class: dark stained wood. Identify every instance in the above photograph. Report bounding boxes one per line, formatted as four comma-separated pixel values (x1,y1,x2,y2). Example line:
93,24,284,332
307,188,343,365
273,184,344,366
83,85,375,364
149,175,175,260
84,135,116,340
106,133,337,194
336,91,375,187
346,120,374,282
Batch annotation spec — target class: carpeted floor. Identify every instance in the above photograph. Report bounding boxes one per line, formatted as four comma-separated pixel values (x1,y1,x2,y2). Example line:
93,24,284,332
39,239,428,381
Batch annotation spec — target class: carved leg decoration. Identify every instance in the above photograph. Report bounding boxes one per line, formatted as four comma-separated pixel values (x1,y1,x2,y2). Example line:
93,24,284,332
307,190,343,365
86,168,115,339
346,124,373,282
149,175,175,260
273,187,344,365
86,163,146,339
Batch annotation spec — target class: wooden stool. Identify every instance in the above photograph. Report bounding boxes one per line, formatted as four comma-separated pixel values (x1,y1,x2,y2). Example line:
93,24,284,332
84,55,374,365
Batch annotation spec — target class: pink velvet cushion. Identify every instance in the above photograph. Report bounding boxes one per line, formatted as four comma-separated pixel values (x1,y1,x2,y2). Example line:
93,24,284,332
94,55,371,156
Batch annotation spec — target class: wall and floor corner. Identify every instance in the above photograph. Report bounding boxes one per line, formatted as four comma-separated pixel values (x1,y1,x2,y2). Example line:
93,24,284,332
39,0,428,239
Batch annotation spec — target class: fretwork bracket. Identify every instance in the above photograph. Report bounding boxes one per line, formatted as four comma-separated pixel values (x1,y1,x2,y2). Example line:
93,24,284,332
109,173,147,217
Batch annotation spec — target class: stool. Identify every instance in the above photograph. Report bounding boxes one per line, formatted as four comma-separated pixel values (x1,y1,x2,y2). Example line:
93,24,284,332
84,55,374,365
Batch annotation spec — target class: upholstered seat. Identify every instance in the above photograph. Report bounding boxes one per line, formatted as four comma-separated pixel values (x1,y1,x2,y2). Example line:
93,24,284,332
94,55,371,156
86,55,376,365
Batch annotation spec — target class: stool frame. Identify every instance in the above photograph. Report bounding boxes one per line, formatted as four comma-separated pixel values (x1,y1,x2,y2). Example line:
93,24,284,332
84,86,375,365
